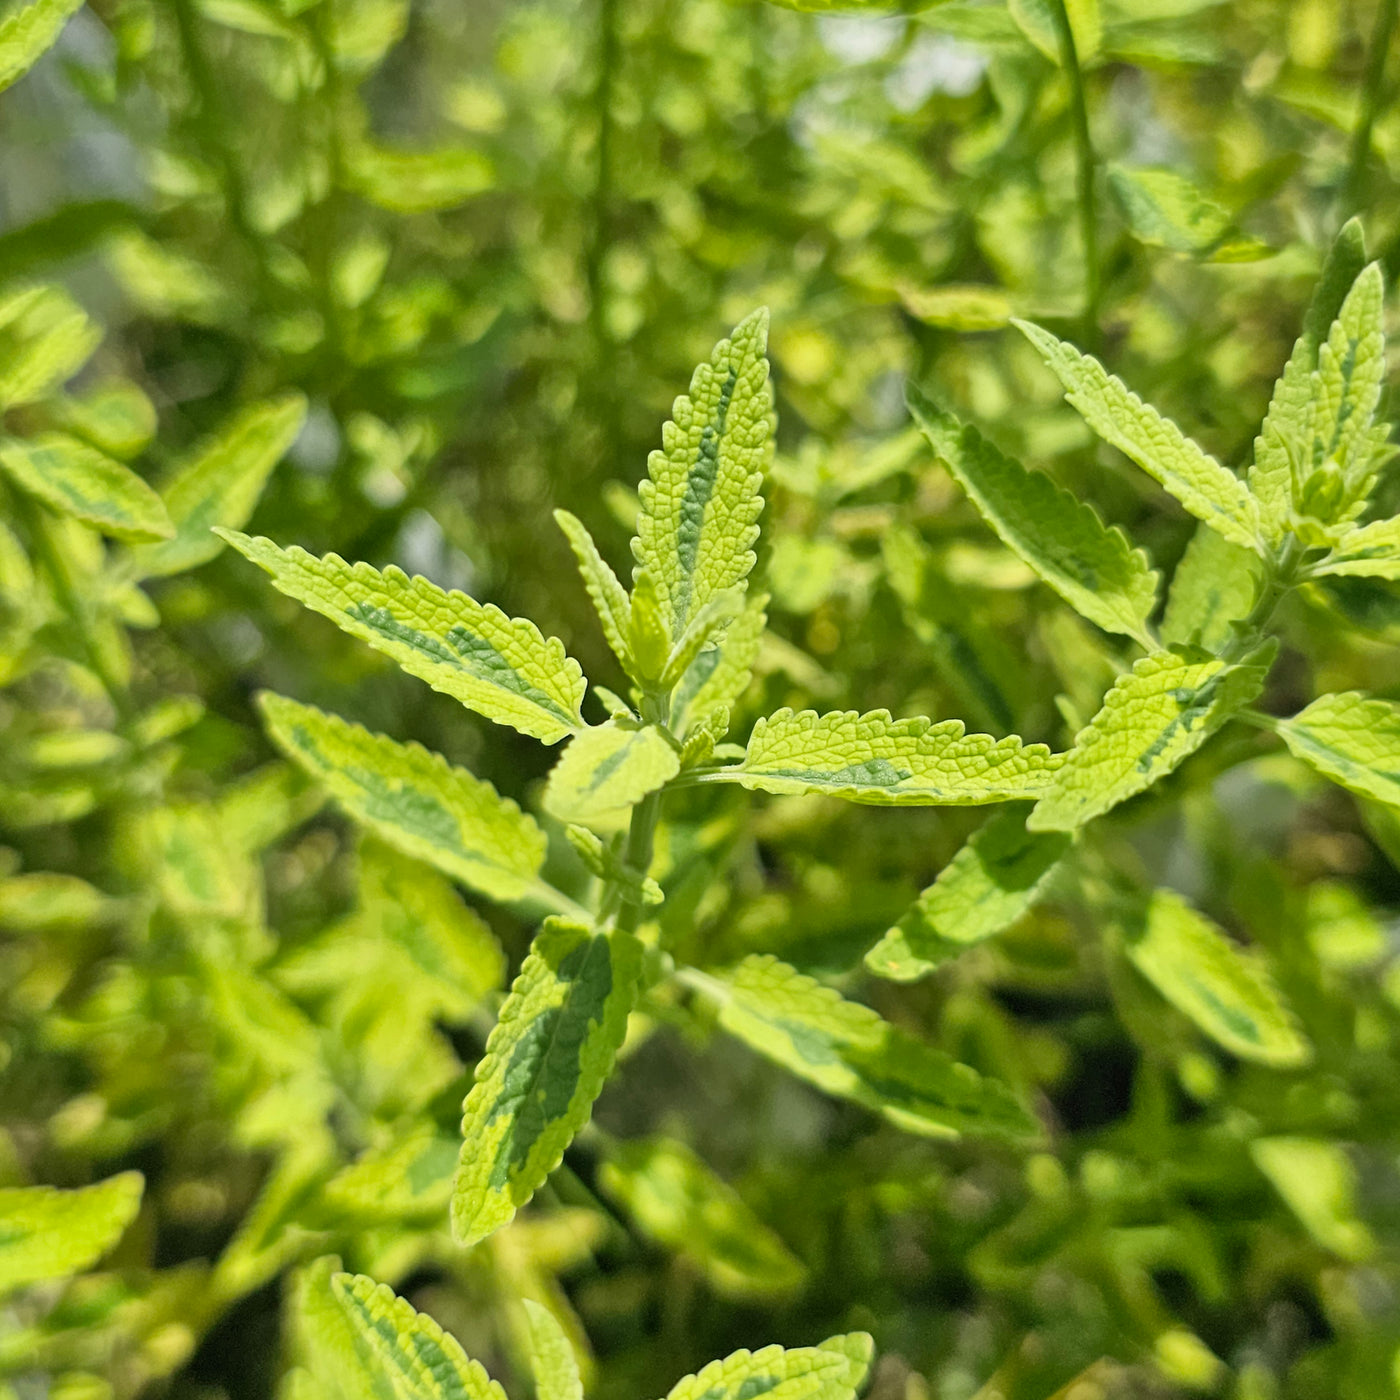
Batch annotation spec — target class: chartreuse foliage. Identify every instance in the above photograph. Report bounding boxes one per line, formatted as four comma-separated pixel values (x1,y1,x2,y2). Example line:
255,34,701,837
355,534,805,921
0,1173,143,1295
298,1264,871,1400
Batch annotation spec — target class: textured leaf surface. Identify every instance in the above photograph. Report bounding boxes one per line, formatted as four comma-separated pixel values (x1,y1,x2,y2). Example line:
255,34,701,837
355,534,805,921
1123,889,1309,1066
729,708,1062,806
0,433,174,541
225,532,585,742
132,396,307,577
1029,650,1270,831
634,310,772,638
522,1299,584,1400
1161,525,1260,649
1249,219,1368,539
452,920,643,1246
669,590,767,737
1307,263,1386,489
866,807,1071,981
555,508,632,670
544,722,680,831
664,1335,874,1400
259,693,547,901
0,1172,143,1295
599,1136,805,1299
0,0,85,95
1016,321,1260,551
1276,692,1400,809
700,956,1037,1139
908,385,1158,641
329,1271,508,1400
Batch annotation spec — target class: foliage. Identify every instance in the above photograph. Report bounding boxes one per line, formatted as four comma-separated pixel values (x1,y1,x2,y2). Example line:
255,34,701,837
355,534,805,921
5,1,1400,1399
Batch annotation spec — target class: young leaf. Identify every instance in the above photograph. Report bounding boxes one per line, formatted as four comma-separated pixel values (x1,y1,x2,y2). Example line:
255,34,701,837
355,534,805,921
1160,524,1261,650
1249,219,1368,540
1122,889,1310,1067
1312,516,1400,579
258,693,547,902
223,532,586,743
452,920,643,1246
1028,649,1271,831
320,1122,457,1224
0,1172,143,1296
0,433,174,542
131,395,307,578
727,708,1062,806
328,1270,508,1400
1015,320,1260,551
865,807,1071,981
669,590,768,738
555,507,632,671
543,721,680,832
693,956,1037,1140
54,381,157,459
0,0,86,95
1307,262,1386,493
907,384,1158,643
633,310,772,640
0,285,100,407
1276,692,1400,810
522,1299,584,1400
598,1136,806,1299
664,1336,874,1400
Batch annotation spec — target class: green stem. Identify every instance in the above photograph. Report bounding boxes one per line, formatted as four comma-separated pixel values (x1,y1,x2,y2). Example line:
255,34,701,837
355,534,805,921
1345,0,1399,216
1049,0,1099,345
1218,532,1305,664
615,787,661,936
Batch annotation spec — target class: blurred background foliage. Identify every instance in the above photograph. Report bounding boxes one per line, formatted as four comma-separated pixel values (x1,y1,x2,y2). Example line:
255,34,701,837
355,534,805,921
4,0,1400,1397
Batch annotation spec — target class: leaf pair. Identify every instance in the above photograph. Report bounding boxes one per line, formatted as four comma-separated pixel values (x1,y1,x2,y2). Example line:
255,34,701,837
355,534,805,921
301,1261,873,1400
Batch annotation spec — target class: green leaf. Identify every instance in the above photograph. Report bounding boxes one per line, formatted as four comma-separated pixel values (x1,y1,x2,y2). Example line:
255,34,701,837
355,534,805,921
55,381,158,459
328,1270,509,1400
224,532,586,743
1276,692,1400,810
1122,888,1310,1067
1015,320,1261,551
452,919,643,1246
543,721,680,832
634,310,772,641
1306,262,1387,497
258,693,547,902
1007,0,1100,62
907,384,1158,643
0,284,101,407
0,433,174,542
130,396,307,578
1249,219,1368,541
865,807,1071,981
0,1172,143,1296
664,1336,874,1400
522,1299,583,1400
1107,165,1232,253
0,0,85,95
345,142,494,213
728,708,1062,806
669,590,768,738
1028,649,1271,831
1250,1138,1373,1260
1313,516,1400,579
695,956,1038,1140
321,1121,457,1224
598,1136,805,1299
555,508,632,672
1160,524,1261,650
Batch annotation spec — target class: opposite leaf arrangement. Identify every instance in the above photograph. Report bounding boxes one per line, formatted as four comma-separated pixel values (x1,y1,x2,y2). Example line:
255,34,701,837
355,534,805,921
208,218,1396,1321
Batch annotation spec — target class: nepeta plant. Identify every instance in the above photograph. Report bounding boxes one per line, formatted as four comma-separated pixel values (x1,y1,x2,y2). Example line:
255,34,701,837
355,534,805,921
215,217,1391,1304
